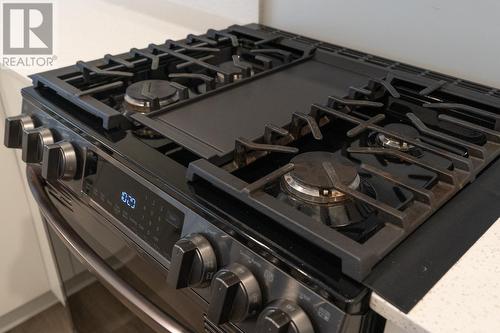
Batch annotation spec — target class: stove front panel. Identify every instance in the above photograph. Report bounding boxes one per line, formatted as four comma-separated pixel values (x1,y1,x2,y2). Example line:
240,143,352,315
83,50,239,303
21,95,374,333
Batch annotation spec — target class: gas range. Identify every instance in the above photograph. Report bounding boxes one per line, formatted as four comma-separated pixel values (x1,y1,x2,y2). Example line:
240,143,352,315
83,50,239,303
5,23,500,333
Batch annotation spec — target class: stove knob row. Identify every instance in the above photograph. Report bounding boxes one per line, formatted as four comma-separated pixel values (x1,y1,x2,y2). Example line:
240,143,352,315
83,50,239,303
167,234,217,289
5,115,78,181
167,236,315,331
4,115,35,149
257,300,314,333
207,263,262,325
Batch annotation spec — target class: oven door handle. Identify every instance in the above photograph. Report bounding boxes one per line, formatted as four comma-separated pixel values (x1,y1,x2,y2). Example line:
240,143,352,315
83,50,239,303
27,166,193,333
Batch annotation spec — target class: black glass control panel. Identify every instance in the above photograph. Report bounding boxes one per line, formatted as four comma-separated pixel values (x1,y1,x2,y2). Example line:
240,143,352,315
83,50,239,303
83,152,184,260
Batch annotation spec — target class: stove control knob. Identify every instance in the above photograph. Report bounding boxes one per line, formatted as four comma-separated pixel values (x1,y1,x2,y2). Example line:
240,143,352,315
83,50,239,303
167,234,217,289
207,263,262,325
22,127,54,163
42,142,78,180
4,115,35,148
257,300,314,333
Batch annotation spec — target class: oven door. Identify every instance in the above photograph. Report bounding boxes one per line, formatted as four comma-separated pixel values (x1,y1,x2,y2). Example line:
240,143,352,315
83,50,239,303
27,166,205,333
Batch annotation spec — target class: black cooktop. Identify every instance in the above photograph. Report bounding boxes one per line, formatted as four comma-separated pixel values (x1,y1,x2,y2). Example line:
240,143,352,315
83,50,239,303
27,23,500,296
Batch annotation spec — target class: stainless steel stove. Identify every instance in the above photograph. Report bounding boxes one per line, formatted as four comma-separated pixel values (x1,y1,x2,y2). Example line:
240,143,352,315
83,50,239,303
4,24,500,333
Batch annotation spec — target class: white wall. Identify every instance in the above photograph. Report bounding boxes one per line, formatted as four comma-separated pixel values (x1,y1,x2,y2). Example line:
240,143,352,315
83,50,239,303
261,0,500,89
0,89,51,317
102,0,258,32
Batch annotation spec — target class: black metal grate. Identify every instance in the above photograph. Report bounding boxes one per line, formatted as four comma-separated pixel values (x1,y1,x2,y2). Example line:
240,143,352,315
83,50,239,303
187,67,500,281
30,24,314,130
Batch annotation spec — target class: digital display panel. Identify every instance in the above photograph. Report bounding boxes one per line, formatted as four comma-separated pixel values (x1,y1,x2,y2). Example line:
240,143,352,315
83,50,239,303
121,191,137,209
83,154,184,260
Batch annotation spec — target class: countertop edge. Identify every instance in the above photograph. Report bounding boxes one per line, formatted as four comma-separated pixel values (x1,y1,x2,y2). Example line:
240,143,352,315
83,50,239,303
371,217,500,333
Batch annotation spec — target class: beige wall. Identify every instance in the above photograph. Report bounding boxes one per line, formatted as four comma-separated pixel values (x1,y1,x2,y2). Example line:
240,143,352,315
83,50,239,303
261,0,500,89
0,78,51,317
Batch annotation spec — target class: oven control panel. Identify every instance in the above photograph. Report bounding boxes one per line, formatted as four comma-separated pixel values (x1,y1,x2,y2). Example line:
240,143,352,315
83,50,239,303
82,152,184,261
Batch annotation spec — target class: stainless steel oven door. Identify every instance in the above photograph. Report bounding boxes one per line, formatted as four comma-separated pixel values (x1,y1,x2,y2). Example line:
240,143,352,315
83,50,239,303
27,166,205,333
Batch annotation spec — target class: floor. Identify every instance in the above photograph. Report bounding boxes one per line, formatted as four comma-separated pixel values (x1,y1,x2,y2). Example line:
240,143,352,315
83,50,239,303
7,281,153,333
68,281,153,333
6,304,71,333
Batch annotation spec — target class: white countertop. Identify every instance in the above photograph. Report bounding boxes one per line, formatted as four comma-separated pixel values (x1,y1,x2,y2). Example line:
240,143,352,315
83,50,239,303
371,218,500,333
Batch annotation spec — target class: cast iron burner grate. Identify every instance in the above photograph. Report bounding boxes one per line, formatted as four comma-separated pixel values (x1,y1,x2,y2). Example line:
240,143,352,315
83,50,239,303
30,25,313,130
186,68,500,281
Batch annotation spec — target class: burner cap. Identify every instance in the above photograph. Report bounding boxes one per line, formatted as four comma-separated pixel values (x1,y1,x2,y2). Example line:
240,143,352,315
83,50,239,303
376,123,419,151
283,152,360,204
124,80,179,113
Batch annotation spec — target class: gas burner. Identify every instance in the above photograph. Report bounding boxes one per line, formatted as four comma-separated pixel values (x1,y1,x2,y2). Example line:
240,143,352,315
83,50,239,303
278,152,376,228
123,80,180,114
283,152,360,204
371,123,419,152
